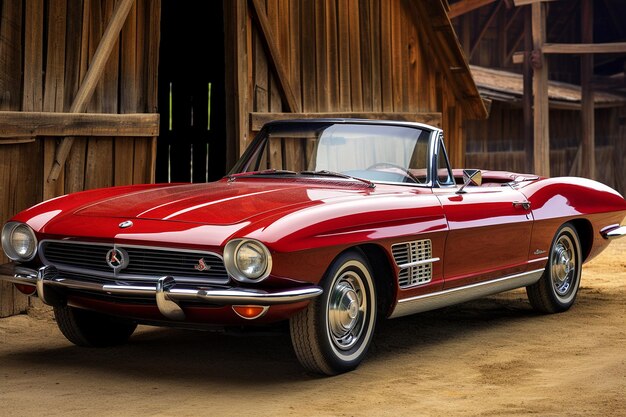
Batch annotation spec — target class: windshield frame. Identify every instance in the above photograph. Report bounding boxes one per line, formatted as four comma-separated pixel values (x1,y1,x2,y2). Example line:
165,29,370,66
228,120,439,188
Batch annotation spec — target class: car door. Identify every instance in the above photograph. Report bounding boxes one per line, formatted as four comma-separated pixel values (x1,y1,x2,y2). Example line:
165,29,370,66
435,185,533,289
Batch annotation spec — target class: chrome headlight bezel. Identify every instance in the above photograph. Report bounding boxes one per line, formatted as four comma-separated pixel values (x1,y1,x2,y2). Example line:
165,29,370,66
224,239,272,283
1,222,38,262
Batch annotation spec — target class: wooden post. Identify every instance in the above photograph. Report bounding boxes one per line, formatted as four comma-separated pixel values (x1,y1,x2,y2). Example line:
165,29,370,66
523,5,533,173
46,0,136,183
580,0,595,179
532,2,549,177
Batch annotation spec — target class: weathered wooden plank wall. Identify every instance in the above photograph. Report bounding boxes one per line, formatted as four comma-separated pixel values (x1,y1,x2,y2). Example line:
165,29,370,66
243,0,467,167
465,102,626,195
0,0,160,317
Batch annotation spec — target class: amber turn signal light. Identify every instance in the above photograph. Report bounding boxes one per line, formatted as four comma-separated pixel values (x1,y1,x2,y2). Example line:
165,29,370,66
232,305,268,320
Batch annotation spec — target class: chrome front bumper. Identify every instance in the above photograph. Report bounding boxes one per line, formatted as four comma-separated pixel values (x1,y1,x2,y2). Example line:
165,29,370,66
0,263,322,321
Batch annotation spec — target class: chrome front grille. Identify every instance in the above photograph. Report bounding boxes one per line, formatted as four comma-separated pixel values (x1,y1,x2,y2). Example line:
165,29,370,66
40,241,228,284
391,239,437,288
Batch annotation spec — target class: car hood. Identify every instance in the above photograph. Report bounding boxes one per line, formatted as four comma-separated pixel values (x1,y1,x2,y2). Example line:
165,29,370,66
73,179,373,225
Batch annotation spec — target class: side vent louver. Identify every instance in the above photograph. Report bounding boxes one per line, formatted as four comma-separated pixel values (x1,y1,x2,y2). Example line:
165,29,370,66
391,240,438,288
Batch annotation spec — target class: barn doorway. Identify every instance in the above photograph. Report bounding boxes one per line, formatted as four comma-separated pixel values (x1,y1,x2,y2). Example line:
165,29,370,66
156,0,227,183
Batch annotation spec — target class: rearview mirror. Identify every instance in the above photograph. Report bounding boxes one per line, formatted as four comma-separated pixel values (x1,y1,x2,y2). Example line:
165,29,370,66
457,169,482,194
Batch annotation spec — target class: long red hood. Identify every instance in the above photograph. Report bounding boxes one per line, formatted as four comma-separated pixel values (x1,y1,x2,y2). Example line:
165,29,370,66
72,180,372,225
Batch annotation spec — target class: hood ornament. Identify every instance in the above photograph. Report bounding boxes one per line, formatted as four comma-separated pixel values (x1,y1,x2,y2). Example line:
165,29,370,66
119,220,133,229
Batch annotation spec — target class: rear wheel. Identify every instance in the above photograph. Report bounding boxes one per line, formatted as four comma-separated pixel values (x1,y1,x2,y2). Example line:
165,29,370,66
54,305,137,347
290,250,377,375
526,223,582,313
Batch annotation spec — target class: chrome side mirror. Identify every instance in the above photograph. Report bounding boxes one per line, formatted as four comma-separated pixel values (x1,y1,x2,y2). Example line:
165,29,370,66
457,169,482,194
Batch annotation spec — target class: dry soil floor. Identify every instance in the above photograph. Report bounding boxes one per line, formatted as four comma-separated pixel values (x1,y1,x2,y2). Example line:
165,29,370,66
1,239,625,416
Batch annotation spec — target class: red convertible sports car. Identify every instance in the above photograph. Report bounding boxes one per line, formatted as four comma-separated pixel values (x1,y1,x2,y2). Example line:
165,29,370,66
2,119,625,375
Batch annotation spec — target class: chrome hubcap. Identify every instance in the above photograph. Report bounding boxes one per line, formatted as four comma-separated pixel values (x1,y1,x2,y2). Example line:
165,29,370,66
551,235,576,296
328,271,366,351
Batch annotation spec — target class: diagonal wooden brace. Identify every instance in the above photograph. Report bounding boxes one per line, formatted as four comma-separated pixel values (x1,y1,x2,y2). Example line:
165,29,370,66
248,0,301,113
47,0,136,183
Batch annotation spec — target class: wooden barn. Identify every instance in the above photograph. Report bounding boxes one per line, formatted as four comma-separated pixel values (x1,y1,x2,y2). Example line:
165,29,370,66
448,0,626,195
0,0,487,316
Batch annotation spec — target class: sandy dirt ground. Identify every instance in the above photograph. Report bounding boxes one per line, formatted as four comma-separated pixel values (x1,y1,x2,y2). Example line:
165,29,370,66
1,239,625,417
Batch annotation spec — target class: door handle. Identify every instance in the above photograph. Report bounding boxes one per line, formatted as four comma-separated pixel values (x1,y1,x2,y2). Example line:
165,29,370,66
512,201,531,210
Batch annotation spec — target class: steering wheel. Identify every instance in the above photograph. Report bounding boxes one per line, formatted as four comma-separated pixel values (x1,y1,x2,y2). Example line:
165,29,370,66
366,162,421,184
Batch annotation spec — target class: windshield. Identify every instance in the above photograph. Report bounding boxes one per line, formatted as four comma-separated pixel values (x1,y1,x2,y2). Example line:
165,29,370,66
231,122,433,185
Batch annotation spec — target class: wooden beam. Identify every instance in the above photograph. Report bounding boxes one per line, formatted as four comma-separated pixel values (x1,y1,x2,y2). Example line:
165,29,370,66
543,42,626,54
449,0,497,19
47,0,136,183
0,112,159,138
469,1,503,59
248,0,301,113
532,2,549,177
513,0,557,5
580,0,595,179
523,6,533,173
250,112,443,131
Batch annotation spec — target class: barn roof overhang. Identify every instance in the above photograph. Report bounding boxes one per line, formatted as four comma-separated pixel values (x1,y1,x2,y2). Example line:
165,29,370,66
409,0,489,120
471,65,626,110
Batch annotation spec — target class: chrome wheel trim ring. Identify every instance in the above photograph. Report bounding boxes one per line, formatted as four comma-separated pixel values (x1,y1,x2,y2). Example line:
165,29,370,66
328,271,366,350
325,260,375,361
550,233,577,300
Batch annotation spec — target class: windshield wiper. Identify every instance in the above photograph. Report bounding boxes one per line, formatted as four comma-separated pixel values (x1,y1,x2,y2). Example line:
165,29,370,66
227,169,297,181
300,170,375,188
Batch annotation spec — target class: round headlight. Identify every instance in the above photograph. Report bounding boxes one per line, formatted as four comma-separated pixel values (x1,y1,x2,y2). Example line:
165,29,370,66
224,239,272,283
1,222,38,261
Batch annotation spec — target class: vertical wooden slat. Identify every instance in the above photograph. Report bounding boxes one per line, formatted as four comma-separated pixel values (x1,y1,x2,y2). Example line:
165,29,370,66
0,0,27,317
266,0,283,169
146,0,161,182
369,0,381,112
404,4,418,111
523,6,533,173
348,0,363,111
337,0,351,111
390,0,402,111
287,0,301,107
23,0,44,113
380,0,393,112
532,2,549,177
315,0,329,111
42,0,68,199
133,0,150,184
236,0,250,156
359,0,372,111
580,0,595,180
301,0,316,112
116,0,137,185
65,0,89,194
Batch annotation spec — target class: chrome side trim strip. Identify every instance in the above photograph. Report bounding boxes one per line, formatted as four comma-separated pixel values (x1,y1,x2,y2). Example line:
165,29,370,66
600,224,626,240
397,257,440,269
389,268,544,319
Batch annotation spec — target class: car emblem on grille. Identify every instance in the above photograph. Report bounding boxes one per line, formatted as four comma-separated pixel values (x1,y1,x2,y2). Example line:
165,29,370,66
194,258,211,272
119,220,133,229
106,248,129,271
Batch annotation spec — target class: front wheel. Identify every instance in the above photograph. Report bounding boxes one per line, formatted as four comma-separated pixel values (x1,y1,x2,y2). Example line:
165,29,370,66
526,223,582,313
54,305,137,347
290,250,377,375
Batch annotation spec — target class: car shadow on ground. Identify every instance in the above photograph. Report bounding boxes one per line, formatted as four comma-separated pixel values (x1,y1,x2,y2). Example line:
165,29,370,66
2,293,549,384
